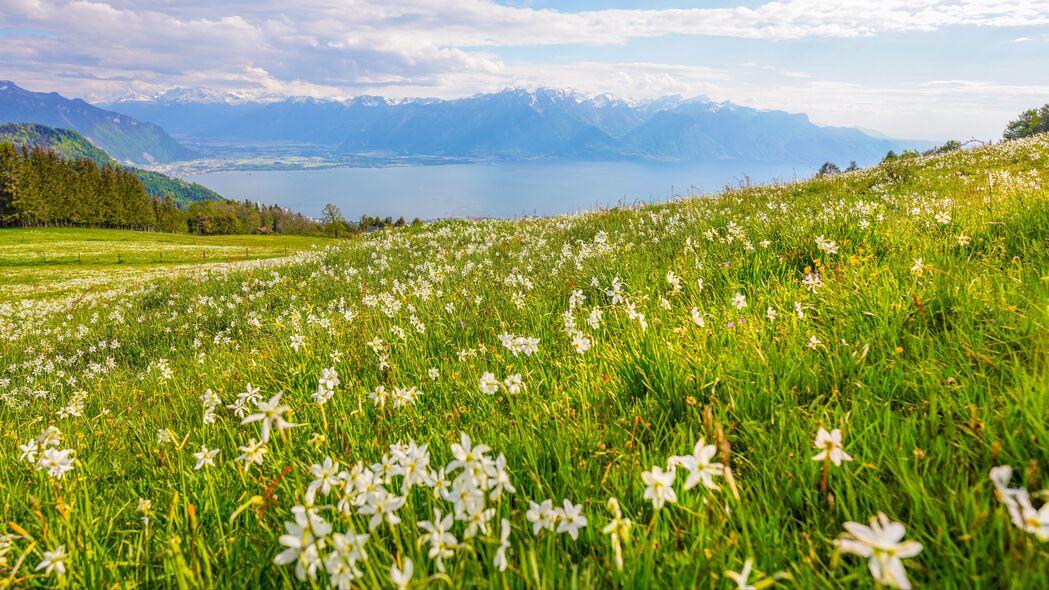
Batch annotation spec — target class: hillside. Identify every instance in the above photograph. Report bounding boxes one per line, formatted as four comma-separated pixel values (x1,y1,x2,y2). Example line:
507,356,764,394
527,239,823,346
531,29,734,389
110,87,932,164
0,136,1045,588
0,121,112,166
0,123,222,206
0,81,197,164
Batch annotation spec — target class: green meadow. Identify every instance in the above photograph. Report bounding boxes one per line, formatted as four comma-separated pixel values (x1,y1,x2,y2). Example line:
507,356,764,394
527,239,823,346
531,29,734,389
0,136,1046,589
0,228,328,300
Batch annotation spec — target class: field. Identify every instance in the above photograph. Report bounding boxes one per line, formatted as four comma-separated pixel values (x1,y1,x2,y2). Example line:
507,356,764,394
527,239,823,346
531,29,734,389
0,228,328,301
0,137,1047,589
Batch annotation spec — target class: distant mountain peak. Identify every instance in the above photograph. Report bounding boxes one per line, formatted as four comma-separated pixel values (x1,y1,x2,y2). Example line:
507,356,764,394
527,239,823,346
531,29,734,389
117,86,262,106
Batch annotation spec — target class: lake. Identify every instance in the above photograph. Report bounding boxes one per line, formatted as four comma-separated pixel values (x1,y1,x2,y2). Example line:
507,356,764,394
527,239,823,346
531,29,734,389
187,160,816,220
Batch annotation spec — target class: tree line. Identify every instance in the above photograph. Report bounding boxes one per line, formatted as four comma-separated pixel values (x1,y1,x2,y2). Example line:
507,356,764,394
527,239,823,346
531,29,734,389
0,141,323,235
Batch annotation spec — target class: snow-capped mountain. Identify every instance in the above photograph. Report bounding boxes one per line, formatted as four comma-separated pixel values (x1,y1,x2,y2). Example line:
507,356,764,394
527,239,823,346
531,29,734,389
97,86,929,163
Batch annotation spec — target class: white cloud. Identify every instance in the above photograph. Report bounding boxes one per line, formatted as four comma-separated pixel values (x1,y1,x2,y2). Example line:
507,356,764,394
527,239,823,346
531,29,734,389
0,0,1046,138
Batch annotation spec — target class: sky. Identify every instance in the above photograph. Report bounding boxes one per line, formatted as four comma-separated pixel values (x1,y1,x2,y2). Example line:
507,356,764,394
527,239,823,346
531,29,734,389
1,0,1048,140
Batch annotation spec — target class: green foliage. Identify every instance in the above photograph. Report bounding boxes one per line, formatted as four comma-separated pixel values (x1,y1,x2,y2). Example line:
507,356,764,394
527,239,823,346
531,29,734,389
185,199,323,236
0,139,164,229
1004,104,1049,140
321,203,347,238
817,161,841,176
923,139,963,156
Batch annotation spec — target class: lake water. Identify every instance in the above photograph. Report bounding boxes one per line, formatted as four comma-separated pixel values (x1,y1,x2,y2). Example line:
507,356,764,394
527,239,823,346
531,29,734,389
188,160,816,220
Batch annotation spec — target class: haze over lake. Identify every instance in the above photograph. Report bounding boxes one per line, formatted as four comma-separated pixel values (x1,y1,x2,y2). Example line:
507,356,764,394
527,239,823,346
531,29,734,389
188,160,813,219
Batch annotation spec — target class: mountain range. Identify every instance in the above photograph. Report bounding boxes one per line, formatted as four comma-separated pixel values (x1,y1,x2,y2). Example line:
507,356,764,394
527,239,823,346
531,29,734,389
0,81,933,167
0,81,196,165
109,87,933,165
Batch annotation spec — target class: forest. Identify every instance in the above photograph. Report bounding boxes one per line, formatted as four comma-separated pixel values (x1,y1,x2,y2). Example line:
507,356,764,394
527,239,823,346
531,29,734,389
0,141,323,235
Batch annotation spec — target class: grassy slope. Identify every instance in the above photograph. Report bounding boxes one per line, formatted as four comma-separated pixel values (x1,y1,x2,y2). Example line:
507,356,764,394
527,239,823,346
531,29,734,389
0,137,1046,588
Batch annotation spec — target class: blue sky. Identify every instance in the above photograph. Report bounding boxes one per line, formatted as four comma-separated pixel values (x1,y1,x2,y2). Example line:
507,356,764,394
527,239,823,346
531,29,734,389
1,0,1047,139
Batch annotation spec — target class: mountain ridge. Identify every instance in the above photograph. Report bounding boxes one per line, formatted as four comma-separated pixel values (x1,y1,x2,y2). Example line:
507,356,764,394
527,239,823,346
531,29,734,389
0,81,197,165
107,86,934,165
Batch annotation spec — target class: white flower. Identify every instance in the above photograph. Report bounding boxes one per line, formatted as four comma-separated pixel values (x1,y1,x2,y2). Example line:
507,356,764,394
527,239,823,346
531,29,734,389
306,456,342,503
571,332,592,353
35,545,66,577
935,211,951,224
766,306,777,322
236,438,267,468
503,373,525,394
320,367,340,389
479,372,501,395
242,392,296,442
193,445,219,470
359,489,406,531
18,439,40,463
732,293,747,309
36,448,76,480
390,557,413,590
428,367,440,381
990,466,1049,541
669,439,724,491
802,273,823,293
690,307,705,328
448,432,490,474
811,427,853,466
555,499,587,540
418,508,457,573
494,519,511,571
834,513,923,590
666,271,682,293
606,277,625,304
602,497,632,571
910,258,925,276
392,386,420,409
274,505,332,581
157,428,174,445
587,308,603,329
326,531,369,588
816,236,839,255
369,385,389,408
642,466,677,510
526,499,556,534
488,454,516,500
290,334,305,352
807,335,822,349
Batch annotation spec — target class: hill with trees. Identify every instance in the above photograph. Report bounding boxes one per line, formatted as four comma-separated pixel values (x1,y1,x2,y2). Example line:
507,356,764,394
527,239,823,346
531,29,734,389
0,134,324,235
0,140,181,231
0,123,222,206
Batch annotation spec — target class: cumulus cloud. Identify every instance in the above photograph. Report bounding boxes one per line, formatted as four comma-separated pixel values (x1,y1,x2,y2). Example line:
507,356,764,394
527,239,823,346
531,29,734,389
0,0,1045,137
